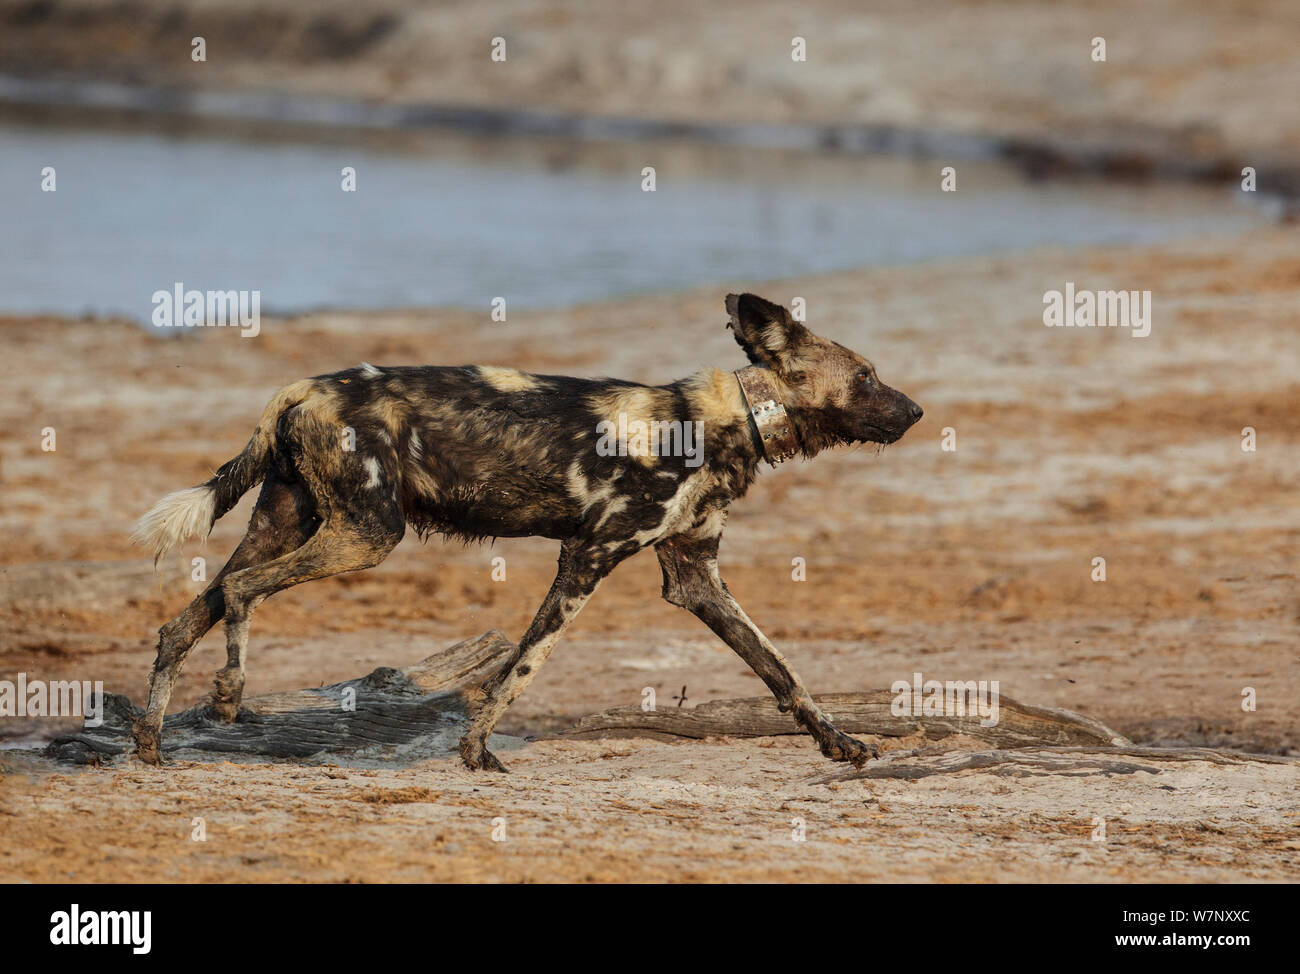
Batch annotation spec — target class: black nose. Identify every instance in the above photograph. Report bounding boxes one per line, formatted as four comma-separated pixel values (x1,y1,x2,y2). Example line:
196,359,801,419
908,400,923,422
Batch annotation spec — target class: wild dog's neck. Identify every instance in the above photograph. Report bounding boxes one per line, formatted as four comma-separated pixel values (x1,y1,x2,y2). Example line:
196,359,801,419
677,368,764,484
782,402,843,458
734,366,801,465
738,368,842,462
677,366,837,479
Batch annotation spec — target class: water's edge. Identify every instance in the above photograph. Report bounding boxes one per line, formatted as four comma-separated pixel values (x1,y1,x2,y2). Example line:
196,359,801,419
3,73,1297,203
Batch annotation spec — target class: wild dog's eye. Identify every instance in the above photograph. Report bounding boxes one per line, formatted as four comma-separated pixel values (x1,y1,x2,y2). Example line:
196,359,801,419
855,371,873,386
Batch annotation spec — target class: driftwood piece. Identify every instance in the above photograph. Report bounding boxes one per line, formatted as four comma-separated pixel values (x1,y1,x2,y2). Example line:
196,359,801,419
810,745,1300,782
560,690,1130,748
46,631,518,765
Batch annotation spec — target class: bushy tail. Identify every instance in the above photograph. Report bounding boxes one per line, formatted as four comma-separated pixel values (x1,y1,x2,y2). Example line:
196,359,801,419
131,379,318,568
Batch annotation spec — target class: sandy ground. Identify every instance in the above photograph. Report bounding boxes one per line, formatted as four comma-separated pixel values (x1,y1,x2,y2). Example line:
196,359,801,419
4,742,1298,883
1,227,1298,882
3,0,1300,171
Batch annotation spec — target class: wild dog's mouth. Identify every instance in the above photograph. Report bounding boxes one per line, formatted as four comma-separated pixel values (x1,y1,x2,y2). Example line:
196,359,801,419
853,392,922,447
861,425,906,445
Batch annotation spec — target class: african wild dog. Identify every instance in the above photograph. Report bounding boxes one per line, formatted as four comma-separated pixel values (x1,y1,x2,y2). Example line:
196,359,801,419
131,294,923,771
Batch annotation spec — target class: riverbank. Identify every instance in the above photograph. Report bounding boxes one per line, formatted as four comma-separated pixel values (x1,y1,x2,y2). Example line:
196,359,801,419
2,0,1299,197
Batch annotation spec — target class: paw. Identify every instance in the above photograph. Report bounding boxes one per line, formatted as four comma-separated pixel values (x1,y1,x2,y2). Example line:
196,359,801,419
208,669,244,723
820,732,878,768
130,719,164,766
458,735,510,773
206,699,241,723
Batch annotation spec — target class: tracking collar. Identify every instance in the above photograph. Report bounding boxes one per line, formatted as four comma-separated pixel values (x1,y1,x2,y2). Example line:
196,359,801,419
734,366,800,465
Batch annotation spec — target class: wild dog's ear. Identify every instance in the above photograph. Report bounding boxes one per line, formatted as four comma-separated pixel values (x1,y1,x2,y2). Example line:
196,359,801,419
725,293,811,372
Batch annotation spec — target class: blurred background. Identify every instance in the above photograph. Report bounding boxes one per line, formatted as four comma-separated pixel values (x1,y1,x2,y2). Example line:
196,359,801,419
1,0,1296,319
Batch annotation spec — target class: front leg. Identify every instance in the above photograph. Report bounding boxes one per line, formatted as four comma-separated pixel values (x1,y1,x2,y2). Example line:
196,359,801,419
656,533,876,768
459,540,623,772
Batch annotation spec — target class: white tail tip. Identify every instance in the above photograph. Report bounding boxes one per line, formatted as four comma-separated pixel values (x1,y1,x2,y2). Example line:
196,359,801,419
130,485,216,569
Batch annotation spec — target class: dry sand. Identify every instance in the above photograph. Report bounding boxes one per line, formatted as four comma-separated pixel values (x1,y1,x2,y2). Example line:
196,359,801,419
1,227,1298,882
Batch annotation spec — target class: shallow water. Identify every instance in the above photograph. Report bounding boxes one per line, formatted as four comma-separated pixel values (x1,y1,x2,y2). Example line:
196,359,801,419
0,120,1268,321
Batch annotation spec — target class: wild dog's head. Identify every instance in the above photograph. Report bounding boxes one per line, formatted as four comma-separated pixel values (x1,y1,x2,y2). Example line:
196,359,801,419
725,292,922,455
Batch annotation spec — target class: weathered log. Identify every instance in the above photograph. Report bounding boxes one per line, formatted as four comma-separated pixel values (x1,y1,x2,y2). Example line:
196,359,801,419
559,690,1130,748
810,745,1300,782
45,630,519,765
40,629,1278,785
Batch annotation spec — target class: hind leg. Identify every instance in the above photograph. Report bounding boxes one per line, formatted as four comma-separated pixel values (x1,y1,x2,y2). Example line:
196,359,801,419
216,501,404,724
133,474,316,764
207,475,318,722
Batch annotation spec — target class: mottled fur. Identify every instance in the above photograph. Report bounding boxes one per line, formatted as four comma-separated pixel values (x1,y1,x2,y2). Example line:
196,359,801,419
131,293,922,771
